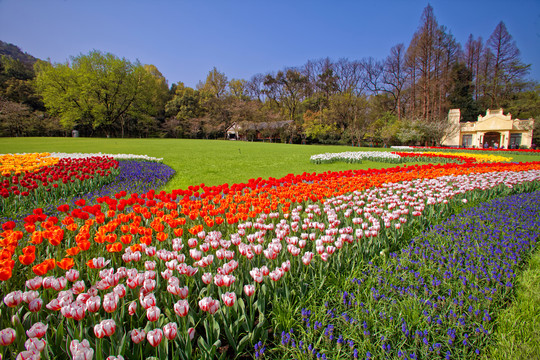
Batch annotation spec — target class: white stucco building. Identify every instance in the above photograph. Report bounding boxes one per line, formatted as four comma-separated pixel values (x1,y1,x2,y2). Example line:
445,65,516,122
441,108,534,148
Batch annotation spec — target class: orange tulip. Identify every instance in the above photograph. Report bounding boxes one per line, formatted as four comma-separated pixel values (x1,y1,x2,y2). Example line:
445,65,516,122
120,234,132,245
156,232,168,242
106,242,123,253
66,246,81,256
57,257,75,270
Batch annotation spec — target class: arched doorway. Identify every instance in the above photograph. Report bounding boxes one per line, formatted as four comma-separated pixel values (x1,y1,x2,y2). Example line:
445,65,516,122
483,132,501,148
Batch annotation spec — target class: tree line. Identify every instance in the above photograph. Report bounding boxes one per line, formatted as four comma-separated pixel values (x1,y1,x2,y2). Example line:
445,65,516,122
1,5,539,145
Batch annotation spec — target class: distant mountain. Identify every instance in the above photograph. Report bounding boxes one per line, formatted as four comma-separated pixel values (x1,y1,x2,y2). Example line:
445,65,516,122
0,40,39,68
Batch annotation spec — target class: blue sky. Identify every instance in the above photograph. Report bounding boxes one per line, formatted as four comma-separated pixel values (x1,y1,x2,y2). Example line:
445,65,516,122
1,0,539,88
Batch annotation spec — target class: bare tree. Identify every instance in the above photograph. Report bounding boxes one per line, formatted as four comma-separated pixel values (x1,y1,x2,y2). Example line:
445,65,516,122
382,44,408,120
246,73,265,102
334,58,363,94
487,21,530,107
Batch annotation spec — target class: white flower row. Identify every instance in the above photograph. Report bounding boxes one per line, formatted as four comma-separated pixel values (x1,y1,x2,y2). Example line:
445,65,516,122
46,153,164,162
390,146,414,150
310,151,401,164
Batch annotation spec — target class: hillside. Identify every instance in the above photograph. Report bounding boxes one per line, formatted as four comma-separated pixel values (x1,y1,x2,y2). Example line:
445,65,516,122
0,40,39,68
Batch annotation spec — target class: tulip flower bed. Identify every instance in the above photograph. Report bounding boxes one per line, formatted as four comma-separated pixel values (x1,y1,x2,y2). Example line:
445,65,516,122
0,154,120,217
310,151,511,165
0,158,540,359
393,145,540,156
275,189,540,360
0,160,176,227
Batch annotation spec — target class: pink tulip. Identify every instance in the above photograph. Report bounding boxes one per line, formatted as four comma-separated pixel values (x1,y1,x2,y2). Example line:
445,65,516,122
0,328,16,346
4,291,23,308
140,293,156,309
221,292,236,307
128,301,137,316
163,322,178,340
26,323,47,338
25,338,46,352
200,243,210,252
214,274,224,287
107,356,125,360
25,277,42,290
28,298,43,312
144,261,156,271
94,324,105,339
72,281,86,294
244,284,255,297
302,252,314,266
66,269,80,282
174,300,189,317
147,329,163,347
46,299,61,312
189,249,202,261
70,302,86,321
15,350,40,360
72,347,94,360
103,293,118,313
187,238,198,248
188,327,195,341
52,277,67,291
86,296,101,313
102,319,116,337
142,279,156,293
22,291,39,304
249,268,263,283
146,306,161,322
69,339,91,356
113,284,126,298
76,293,91,304
130,329,146,344
145,246,156,256
199,297,219,314
178,286,189,299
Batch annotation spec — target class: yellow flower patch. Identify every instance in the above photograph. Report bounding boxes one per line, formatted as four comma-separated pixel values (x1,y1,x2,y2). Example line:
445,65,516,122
0,153,60,176
423,151,512,163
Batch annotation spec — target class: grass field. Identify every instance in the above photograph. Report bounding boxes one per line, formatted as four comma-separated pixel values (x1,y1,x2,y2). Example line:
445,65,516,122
2,137,539,192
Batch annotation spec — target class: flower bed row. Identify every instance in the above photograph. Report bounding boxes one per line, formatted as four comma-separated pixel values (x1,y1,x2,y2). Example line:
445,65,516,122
0,153,170,220
310,151,511,165
0,156,120,217
0,159,539,359
393,145,540,155
277,189,540,359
